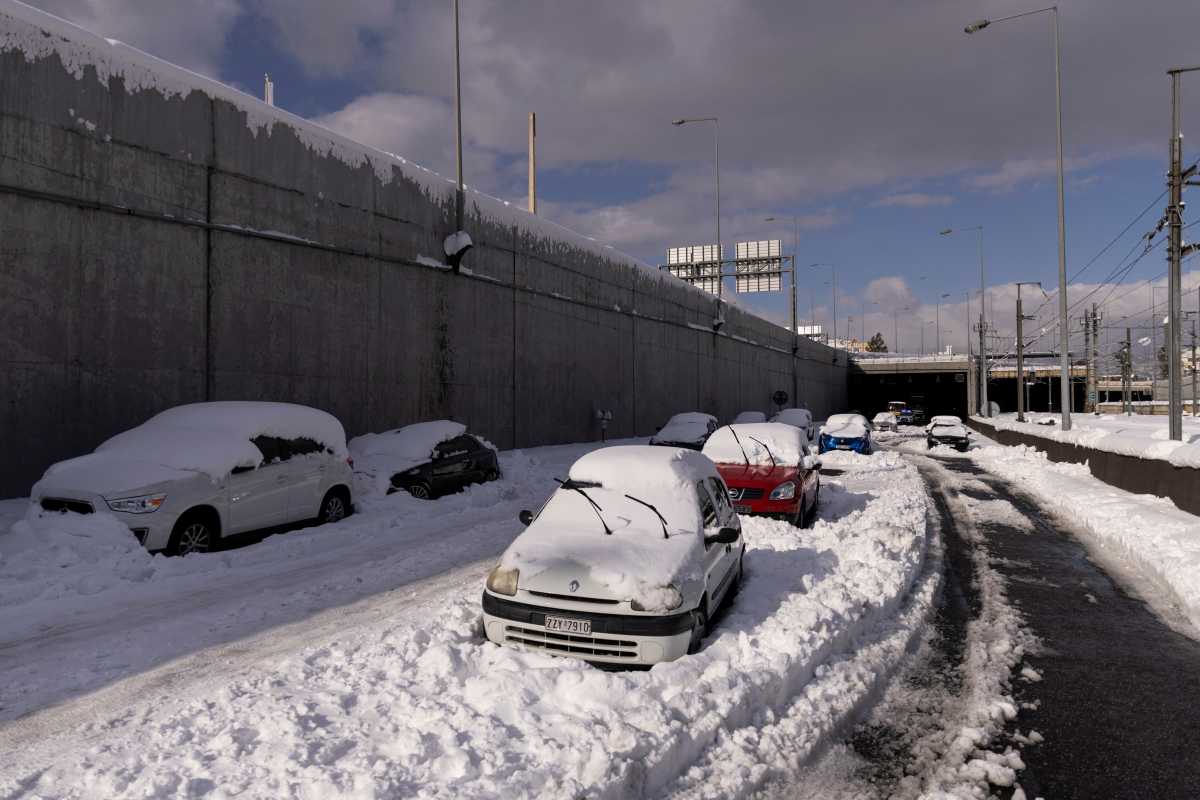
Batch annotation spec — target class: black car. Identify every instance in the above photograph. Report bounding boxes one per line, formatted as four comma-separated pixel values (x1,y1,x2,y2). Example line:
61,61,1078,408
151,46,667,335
349,423,502,500
391,433,500,498
926,421,970,452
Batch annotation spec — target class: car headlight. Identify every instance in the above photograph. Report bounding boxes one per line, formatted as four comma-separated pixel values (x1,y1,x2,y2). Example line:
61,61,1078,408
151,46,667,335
106,493,167,514
770,481,796,500
631,584,683,612
486,565,520,596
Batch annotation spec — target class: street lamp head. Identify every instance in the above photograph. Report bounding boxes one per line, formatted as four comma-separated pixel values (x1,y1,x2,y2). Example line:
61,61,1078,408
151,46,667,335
939,228,954,236
764,216,776,222
965,19,990,34
671,119,687,126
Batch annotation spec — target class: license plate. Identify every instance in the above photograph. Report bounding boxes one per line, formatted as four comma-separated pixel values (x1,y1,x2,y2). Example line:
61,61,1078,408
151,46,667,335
837,444,853,450
544,615,590,635
735,504,753,514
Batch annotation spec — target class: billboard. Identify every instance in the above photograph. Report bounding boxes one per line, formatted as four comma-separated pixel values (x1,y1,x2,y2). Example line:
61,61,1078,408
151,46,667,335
797,324,824,337
734,240,783,293
666,245,722,294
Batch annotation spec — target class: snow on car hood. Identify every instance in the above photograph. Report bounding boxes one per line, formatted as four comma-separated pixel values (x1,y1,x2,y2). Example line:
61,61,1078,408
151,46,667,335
652,414,714,444
501,489,705,611
35,401,347,496
500,446,719,610
348,420,468,496
771,408,813,429
702,423,805,467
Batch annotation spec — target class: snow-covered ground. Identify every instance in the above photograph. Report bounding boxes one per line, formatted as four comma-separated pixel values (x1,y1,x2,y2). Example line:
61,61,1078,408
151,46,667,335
983,411,1200,467
0,445,935,799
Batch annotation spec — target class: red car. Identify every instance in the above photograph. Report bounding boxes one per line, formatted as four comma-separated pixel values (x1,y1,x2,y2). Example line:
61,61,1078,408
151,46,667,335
701,423,821,527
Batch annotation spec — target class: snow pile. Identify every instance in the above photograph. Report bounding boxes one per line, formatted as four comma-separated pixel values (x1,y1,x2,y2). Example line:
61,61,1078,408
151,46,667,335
35,402,347,495
348,420,467,496
1,451,932,799
702,423,806,466
971,442,1200,631
983,412,1200,468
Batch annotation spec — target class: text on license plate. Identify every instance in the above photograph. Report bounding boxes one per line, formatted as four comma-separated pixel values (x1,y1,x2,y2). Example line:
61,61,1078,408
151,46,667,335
544,615,591,635
837,443,853,449
734,504,753,514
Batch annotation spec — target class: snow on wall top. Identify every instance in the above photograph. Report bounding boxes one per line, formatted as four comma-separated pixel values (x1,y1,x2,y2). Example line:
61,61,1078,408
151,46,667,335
0,0,742,310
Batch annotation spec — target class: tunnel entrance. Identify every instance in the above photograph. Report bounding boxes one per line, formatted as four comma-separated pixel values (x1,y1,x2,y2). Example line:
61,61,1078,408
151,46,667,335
848,367,969,419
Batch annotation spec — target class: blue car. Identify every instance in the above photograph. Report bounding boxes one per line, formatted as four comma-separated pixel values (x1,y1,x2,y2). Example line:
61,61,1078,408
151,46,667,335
818,413,873,454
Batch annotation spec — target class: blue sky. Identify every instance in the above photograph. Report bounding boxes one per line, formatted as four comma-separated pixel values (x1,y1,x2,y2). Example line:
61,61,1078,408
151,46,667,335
30,0,1200,364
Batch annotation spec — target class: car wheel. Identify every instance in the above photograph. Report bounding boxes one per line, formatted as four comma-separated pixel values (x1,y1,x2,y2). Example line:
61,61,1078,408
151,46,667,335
407,483,432,500
319,489,350,523
485,467,501,482
687,600,710,655
166,512,217,557
793,500,806,529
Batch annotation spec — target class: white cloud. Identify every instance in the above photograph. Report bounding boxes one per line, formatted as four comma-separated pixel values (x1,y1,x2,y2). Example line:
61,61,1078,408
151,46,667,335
873,192,954,208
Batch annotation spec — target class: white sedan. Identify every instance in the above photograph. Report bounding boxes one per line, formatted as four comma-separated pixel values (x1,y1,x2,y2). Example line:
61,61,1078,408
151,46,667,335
481,445,744,666
872,411,898,432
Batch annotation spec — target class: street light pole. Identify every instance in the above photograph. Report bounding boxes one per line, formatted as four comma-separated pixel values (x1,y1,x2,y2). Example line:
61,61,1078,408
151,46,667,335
940,226,986,414
937,293,950,354
765,216,800,345
673,117,721,302
453,0,464,232
965,5,1070,429
812,263,836,346
1016,281,1042,422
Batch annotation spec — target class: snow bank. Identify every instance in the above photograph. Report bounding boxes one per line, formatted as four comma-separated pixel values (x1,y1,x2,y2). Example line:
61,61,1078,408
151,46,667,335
702,422,806,467
982,412,1200,468
1,451,932,799
971,442,1200,631
348,420,467,496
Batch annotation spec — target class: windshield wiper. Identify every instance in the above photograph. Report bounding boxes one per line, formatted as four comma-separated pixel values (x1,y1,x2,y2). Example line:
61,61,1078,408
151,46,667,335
727,426,751,466
747,435,777,469
623,493,670,539
555,477,613,535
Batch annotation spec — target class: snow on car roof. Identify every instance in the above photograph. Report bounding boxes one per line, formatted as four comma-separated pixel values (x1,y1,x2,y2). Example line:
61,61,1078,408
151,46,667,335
872,412,895,419
930,415,962,425
666,412,717,424
733,411,767,424
772,408,813,426
702,423,806,467
348,420,466,462
38,402,347,493
826,413,867,425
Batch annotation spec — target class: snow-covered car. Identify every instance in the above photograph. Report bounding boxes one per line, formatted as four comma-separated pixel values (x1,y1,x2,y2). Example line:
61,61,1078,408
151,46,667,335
818,413,873,455
31,402,353,556
872,411,898,432
924,415,963,433
927,419,971,451
702,422,821,527
732,411,767,424
348,420,500,499
481,445,744,666
649,412,719,450
770,407,816,444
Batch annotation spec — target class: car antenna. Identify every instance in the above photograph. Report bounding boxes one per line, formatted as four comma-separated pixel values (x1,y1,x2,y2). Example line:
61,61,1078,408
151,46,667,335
746,435,776,469
623,493,670,539
554,478,612,535
726,426,751,466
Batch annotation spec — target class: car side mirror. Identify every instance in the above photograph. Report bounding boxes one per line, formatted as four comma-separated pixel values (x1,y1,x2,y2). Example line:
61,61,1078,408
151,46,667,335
706,527,740,546
518,509,534,526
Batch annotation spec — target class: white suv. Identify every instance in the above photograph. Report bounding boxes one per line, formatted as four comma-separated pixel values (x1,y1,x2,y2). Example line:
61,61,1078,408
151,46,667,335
32,402,354,555
482,445,744,666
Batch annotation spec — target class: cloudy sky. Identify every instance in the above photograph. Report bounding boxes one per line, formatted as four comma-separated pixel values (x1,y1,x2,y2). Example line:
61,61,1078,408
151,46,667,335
28,0,1200,368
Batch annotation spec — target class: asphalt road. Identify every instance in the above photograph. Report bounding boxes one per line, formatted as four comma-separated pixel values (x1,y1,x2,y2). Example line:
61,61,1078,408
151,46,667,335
921,450,1200,799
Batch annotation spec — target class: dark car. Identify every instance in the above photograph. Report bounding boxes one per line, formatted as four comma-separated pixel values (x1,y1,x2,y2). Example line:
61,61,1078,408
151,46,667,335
926,416,970,451
649,412,719,450
348,421,501,499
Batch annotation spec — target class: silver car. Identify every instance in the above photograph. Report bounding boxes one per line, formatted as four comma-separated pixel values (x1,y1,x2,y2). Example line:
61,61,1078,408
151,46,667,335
31,402,354,555
482,445,744,666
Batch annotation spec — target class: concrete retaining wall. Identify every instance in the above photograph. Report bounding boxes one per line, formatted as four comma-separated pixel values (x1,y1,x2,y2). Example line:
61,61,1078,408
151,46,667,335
965,419,1200,517
0,5,847,496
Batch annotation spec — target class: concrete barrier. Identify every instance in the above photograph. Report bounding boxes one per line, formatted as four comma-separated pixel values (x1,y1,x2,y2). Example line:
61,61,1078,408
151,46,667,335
966,419,1200,517
0,5,848,496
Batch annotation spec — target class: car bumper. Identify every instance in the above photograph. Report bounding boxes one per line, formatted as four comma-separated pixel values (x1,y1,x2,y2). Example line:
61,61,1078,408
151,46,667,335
818,439,869,454
731,496,801,516
928,437,968,449
33,492,178,551
481,592,693,666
